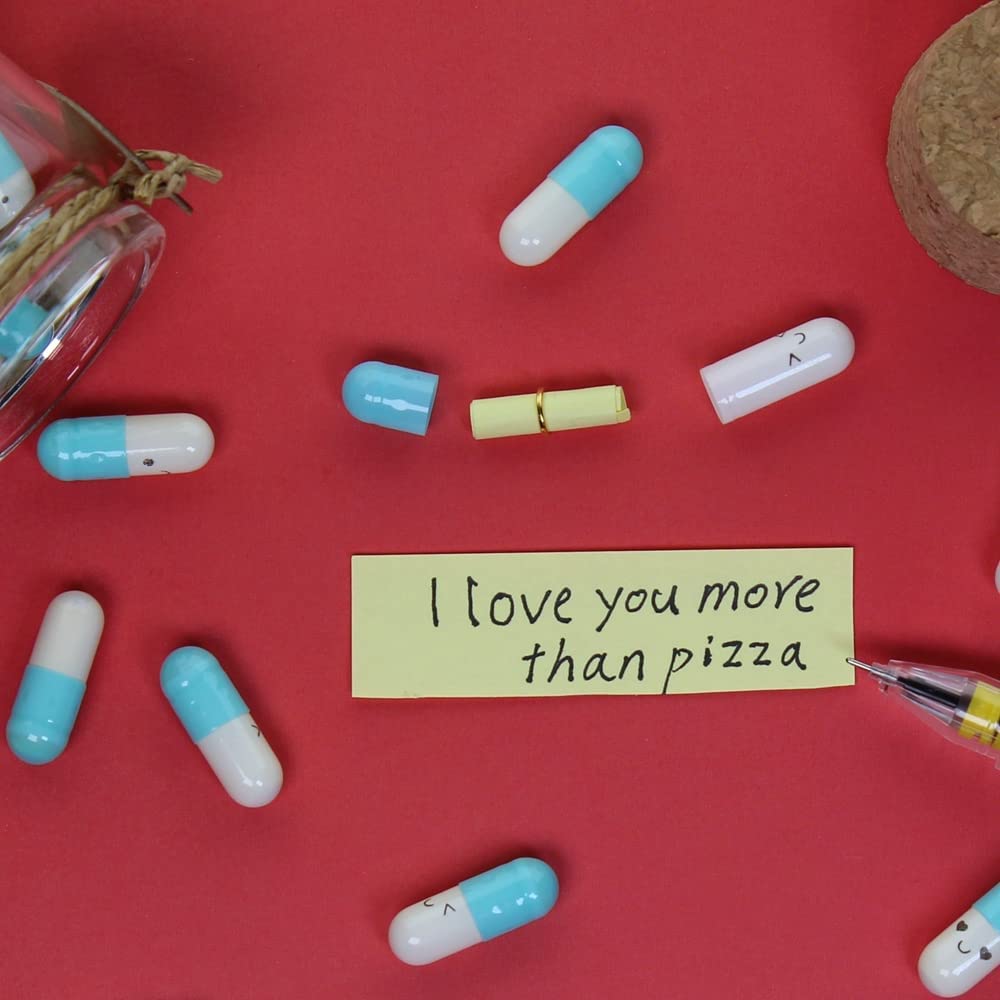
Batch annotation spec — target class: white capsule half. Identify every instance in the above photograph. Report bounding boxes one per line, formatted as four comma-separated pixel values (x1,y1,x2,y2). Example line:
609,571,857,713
124,414,215,476
197,714,283,808
700,316,855,424
500,178,591,267
919,904,1000,997
390,884,483,965
28,591,104,682
161,647,283,808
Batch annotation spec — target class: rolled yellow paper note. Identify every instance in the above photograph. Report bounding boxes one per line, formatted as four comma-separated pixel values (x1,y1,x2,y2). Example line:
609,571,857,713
470,384,631,440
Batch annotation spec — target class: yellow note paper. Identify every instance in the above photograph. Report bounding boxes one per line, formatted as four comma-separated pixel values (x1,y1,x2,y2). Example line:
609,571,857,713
352,548,854,698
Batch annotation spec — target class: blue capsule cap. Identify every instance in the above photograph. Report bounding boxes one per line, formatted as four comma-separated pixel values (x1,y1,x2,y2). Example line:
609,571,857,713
549,125,643,219
6,665,86,765
342,361,439,436
976,882,1000,932
459,857,559,941
37,416,129,481
160,646,248,743
0,299,51,359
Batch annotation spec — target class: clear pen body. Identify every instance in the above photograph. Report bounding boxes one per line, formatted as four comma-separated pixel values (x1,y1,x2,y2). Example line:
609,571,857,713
867,660,1000,766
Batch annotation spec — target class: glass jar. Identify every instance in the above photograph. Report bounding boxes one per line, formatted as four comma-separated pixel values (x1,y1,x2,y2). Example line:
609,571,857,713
0,51,166,459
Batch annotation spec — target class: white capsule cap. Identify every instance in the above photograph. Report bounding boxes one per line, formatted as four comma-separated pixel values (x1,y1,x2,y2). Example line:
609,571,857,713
500,178,591,266
29,591,104,682
700,317,855,424
125,413,215,476
197,714,283,807
389,884,483,965
918,905,1000,997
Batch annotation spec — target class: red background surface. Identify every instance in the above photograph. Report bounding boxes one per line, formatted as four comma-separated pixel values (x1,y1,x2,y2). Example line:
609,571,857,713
1,1,998,997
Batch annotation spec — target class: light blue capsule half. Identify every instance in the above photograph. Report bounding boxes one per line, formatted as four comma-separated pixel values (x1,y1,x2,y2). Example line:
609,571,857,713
548,125,643,219
459,857,559,941
342,361,439,436
0,299,51,359
0,131,24,181
976,882,1000,931
161,646,249,744
6,665,86,765
37,416,129,481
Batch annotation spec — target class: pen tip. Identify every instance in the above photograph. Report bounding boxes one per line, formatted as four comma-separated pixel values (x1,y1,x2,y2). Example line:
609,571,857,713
848,658,898,684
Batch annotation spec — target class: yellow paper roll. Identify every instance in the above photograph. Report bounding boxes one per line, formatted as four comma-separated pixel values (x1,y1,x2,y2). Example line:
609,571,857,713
470,385,631,440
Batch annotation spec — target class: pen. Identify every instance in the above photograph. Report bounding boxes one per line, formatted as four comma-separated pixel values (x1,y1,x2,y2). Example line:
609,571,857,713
851,658,1000,766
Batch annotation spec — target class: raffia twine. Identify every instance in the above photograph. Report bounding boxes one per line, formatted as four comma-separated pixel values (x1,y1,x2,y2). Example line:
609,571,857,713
0,150,222,314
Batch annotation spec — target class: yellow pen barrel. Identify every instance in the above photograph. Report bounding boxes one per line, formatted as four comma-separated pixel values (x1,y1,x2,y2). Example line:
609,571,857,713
881,661,1000,768
957,682,1000,747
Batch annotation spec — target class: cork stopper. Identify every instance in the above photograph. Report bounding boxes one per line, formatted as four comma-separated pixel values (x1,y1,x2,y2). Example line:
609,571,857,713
887,1,1000,294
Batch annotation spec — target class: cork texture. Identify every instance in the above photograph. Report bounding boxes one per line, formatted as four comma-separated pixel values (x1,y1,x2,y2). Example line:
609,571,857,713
888,1,1000,293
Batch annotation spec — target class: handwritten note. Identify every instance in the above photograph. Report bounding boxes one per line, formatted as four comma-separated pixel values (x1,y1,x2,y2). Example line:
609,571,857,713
351,548,854,698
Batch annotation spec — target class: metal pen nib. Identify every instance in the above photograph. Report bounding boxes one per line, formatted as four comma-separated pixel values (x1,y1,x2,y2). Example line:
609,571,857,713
847,658,897,684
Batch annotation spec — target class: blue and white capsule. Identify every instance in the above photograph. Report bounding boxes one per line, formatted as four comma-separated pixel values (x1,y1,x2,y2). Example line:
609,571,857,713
37,413,215,481
500,125,643,266
7,591,104,765
389,857,559,965
919,879,1000,997
161,646,282,808
0,131,34,225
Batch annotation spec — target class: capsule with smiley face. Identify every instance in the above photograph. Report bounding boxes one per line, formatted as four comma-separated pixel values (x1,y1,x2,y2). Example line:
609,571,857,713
160,646,283,808
919,880,1000,996
37,414,215,480
389,857,559,965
